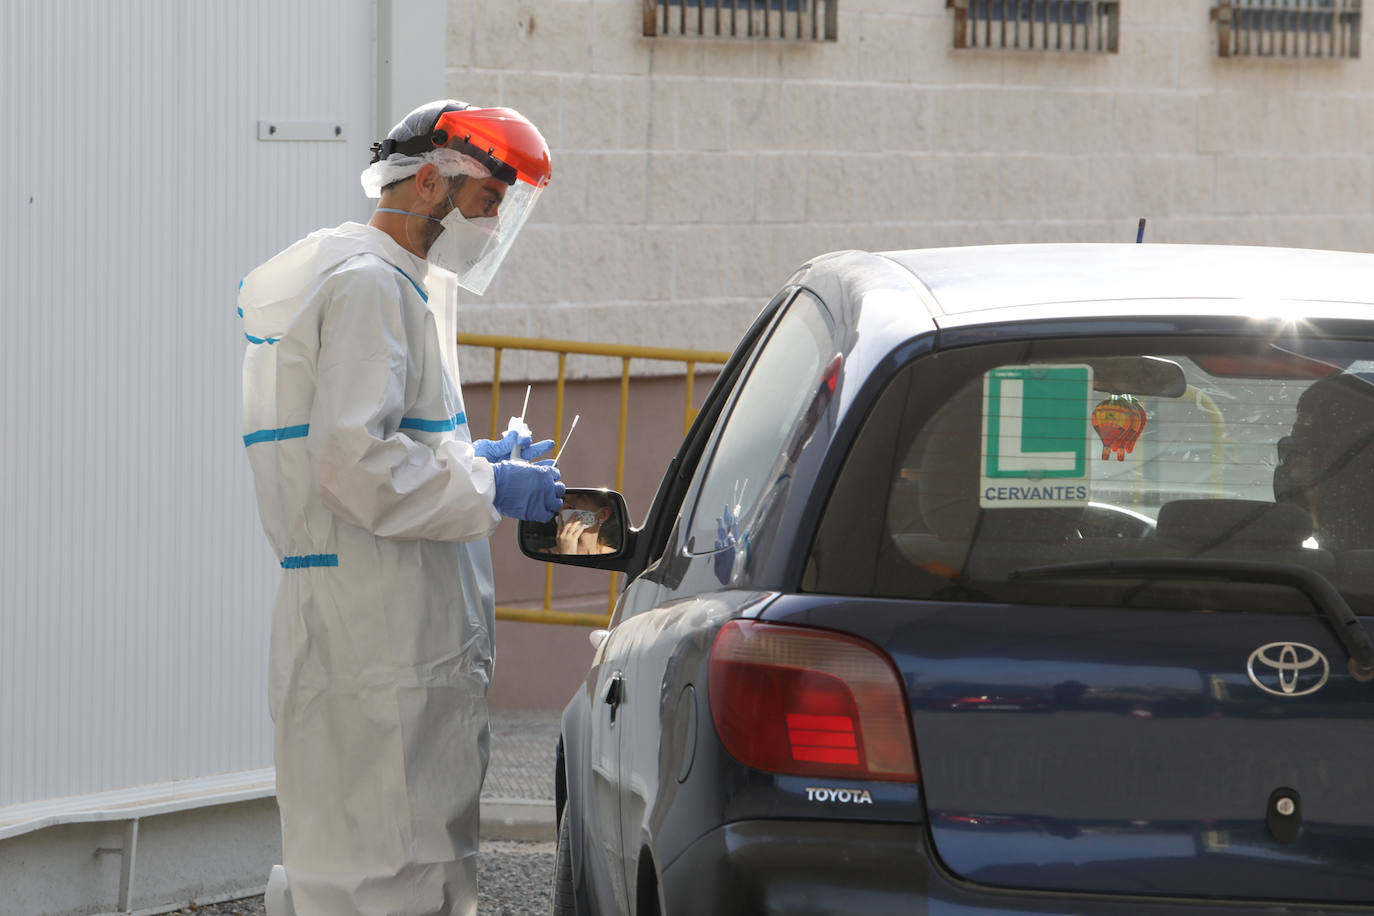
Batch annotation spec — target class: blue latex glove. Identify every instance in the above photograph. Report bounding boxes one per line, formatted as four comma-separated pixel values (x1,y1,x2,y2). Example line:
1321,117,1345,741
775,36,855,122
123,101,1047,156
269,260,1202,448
713,504,740,582
491,460,566,521
714,504,739,550
473,429,554,463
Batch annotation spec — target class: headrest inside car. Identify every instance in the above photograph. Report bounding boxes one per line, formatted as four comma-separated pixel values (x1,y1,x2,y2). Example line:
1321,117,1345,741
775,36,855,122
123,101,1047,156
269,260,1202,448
913,385,1085,543
1156,499,1313,547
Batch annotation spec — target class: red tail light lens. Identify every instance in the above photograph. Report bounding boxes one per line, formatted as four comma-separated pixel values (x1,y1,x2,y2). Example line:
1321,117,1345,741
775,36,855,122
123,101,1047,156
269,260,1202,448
708,620,918,782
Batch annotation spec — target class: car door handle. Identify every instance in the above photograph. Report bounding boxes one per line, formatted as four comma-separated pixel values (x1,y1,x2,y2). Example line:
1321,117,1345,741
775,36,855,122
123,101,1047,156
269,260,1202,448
602,672,625,708
602,672,625,725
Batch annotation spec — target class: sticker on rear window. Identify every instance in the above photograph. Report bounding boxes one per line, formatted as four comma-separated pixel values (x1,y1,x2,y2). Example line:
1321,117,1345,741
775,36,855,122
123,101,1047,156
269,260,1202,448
980,364,1093,508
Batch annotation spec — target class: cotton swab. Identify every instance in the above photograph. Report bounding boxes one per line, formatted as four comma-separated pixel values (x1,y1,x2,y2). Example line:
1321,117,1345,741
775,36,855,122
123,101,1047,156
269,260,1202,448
553,414,580,465
507,385,534,460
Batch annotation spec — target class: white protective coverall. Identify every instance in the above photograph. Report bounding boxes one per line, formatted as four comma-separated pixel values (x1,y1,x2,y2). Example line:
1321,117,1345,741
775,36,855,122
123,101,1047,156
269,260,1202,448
240,221,499,915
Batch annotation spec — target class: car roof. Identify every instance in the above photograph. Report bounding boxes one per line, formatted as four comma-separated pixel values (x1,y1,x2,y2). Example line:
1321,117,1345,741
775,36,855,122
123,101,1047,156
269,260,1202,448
878,243,1374,316
790,244,1374,331
784,243,1374,420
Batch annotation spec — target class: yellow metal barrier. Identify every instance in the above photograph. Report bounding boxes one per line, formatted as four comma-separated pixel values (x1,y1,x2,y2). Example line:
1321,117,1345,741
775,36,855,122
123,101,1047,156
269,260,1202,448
1185,385,1232,498
458,333,732,627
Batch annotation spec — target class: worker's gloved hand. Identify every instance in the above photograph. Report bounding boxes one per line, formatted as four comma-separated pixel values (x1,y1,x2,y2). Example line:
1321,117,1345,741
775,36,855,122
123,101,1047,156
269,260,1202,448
714,504,739,551
714,504,741,583
473,429,554,463
491,460,566,521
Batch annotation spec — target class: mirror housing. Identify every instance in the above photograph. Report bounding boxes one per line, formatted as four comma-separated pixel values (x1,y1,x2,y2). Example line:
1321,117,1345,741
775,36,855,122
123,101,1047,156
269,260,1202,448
519,488,633,567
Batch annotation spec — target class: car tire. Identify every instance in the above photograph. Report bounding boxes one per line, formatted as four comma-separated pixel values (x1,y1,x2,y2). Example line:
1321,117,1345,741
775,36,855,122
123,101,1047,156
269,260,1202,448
550,805,577,916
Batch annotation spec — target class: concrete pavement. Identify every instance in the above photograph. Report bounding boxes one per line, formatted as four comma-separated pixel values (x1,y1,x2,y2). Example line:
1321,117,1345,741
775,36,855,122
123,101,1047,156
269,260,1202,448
480,710,561,842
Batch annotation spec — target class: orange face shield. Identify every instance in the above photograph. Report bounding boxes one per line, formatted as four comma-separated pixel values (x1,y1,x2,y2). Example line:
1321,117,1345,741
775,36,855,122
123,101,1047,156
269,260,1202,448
428,108,552,190
423,108,551,294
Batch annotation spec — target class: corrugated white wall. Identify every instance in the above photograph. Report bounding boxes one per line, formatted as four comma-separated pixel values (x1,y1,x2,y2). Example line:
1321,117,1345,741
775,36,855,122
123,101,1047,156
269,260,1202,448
0,0,375,809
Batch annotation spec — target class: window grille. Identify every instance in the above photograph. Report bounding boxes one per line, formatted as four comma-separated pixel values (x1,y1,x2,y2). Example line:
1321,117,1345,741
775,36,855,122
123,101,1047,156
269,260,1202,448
1211,1,1361,58
642,0,838,41
946,0,1120,52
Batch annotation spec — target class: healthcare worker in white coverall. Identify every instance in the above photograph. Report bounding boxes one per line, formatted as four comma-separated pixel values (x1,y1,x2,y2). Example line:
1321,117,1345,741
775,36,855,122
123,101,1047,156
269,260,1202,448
239,100,563,916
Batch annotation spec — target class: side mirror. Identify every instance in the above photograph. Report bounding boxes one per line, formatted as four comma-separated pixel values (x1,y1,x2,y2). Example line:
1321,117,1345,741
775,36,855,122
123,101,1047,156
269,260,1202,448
519,488,631,566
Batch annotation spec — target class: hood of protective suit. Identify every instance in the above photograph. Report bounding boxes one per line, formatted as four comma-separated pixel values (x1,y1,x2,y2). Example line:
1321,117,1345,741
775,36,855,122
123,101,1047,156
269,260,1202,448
241,222,430,340
242,222,465,385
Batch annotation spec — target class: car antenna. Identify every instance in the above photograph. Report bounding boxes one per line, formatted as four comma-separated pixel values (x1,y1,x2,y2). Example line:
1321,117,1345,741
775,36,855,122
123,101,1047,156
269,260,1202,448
1136,218,1147,243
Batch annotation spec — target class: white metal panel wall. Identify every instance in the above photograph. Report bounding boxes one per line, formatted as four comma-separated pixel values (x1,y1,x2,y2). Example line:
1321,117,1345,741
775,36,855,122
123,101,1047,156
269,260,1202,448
0,0,375,808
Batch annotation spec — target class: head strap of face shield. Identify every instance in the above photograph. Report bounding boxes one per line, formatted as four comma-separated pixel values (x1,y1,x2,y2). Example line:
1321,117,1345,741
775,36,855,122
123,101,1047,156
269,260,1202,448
368,133,518,186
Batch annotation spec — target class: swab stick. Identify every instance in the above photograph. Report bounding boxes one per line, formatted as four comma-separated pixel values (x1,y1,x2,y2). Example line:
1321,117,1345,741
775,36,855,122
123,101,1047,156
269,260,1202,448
554,415,580,465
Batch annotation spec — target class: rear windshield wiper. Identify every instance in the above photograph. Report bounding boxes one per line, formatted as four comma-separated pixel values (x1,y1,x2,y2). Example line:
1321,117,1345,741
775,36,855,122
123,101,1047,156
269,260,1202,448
1011,558,1374,680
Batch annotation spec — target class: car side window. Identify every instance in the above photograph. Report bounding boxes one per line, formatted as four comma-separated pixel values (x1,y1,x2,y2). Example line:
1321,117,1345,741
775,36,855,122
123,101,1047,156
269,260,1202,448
687,291,835,556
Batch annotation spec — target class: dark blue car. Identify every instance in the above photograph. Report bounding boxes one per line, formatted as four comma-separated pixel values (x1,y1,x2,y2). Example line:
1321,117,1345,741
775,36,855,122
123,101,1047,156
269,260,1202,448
523,243,1374,915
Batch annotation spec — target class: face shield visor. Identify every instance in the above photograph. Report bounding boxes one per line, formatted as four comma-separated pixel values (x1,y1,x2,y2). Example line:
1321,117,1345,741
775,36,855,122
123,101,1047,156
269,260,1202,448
362,106,551,295
431,170,544,295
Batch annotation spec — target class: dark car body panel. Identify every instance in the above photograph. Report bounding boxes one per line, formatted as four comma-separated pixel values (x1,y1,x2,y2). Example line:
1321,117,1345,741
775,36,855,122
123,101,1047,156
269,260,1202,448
760,594,1374,902
659,821,930,916
545,245,1374,915
662,820,1374,916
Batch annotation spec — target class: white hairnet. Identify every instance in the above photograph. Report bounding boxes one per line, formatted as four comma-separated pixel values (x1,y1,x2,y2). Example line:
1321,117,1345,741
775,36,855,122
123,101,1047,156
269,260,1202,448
360,99,494,198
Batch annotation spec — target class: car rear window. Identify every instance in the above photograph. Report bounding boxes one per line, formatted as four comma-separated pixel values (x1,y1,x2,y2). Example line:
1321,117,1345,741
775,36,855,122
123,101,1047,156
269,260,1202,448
804,334,1374,615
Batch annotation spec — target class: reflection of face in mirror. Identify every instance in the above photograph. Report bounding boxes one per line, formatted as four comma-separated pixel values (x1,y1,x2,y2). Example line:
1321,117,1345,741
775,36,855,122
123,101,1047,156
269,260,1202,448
550,492,619,555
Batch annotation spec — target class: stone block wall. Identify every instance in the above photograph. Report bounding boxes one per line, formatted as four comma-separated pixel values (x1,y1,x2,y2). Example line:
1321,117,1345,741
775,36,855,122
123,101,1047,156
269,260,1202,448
444,0,1374,381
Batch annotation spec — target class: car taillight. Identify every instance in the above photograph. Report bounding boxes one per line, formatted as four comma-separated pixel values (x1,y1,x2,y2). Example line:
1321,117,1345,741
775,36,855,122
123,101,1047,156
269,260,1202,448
708,620,918,782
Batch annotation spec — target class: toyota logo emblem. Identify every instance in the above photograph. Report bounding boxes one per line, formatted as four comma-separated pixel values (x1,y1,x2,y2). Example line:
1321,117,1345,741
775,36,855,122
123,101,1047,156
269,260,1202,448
1246,642,1330,697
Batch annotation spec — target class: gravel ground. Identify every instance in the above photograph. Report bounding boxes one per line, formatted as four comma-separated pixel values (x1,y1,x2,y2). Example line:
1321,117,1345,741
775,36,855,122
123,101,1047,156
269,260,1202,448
162,840,555,915
165,895,268,916
163,895,267,916
476,840,555,914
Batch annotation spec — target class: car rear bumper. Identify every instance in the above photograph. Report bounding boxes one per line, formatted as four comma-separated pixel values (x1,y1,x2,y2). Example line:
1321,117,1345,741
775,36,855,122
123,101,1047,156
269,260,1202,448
659,819,928,915
659,819,1374,916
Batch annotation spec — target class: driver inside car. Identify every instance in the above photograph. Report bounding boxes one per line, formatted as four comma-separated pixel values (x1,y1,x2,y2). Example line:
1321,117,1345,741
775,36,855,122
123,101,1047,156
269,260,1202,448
1274,372,1374,551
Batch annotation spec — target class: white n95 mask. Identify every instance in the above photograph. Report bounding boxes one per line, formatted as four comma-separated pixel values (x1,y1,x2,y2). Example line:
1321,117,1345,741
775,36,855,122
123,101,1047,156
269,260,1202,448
560,509,598,527
428,210,499,276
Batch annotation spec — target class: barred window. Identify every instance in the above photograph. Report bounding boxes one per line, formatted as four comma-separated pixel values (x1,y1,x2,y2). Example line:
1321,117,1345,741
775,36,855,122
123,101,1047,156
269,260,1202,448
642,0,837,40
1211,0,1361,58
946,0,1120,52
